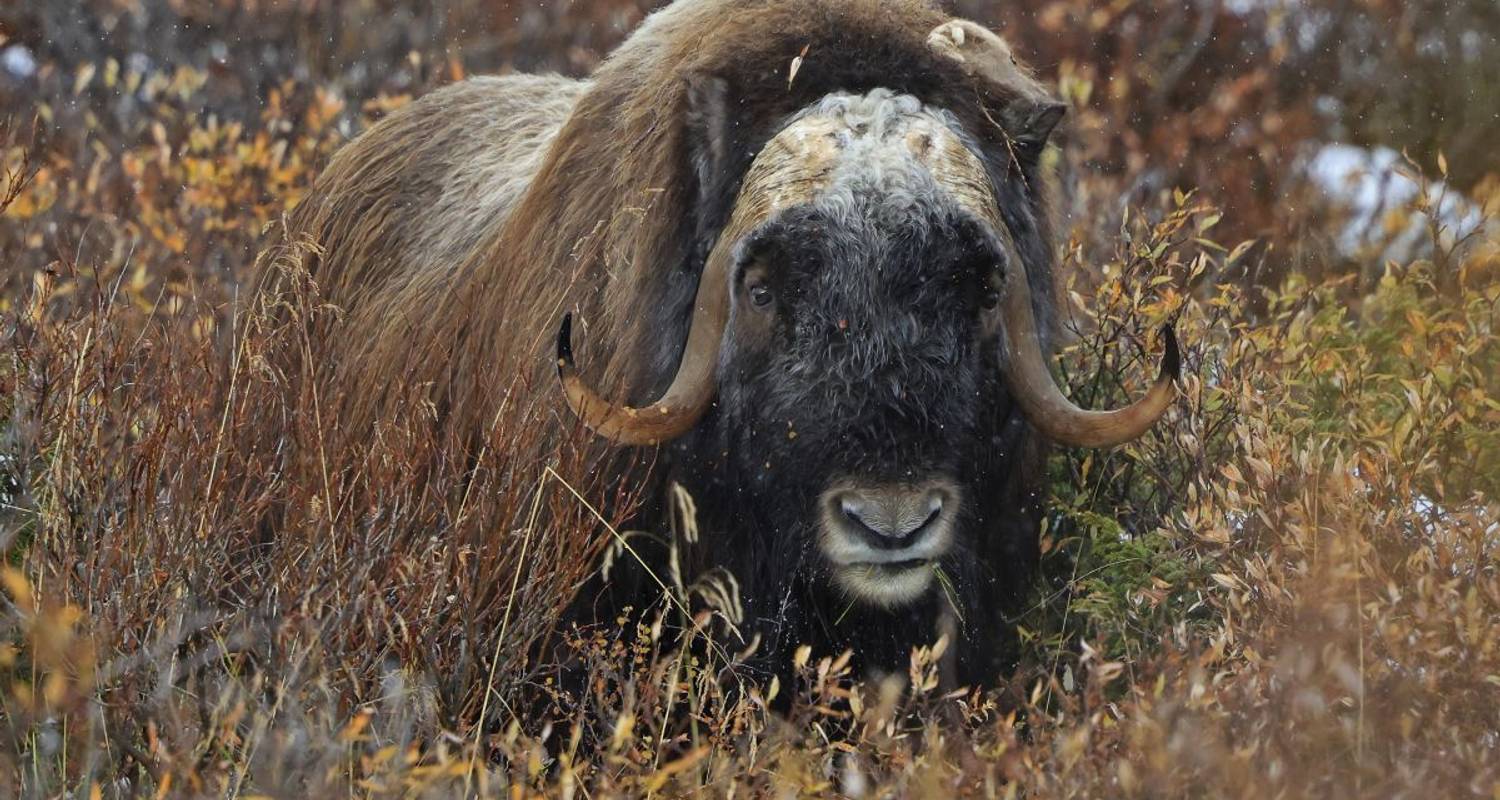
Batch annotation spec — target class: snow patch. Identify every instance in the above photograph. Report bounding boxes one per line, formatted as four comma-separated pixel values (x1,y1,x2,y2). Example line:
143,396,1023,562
1302,143,1489,263
2,44,37,79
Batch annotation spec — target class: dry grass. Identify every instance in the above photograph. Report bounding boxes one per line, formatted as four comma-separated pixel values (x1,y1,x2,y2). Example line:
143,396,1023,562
2,1,1499,797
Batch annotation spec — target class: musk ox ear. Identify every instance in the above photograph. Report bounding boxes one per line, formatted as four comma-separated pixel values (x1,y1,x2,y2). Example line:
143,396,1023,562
927,19,1067,153
684,72,738,258
1005,100,1067,151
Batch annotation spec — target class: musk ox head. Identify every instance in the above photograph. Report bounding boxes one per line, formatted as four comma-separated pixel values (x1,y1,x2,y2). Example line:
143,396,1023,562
558,87,1178,614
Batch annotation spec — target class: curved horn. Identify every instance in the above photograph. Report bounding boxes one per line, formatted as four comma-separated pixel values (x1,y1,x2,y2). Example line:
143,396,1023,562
555,109,842,447
907,91,1179,448
998,259,1179,448
556,250,730,446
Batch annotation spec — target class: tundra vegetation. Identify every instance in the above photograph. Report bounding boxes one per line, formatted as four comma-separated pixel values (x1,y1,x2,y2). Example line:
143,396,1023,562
1,1,1498,797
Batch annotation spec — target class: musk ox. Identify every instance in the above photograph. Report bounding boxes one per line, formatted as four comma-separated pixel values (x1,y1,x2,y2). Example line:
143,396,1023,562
255,0,1176,688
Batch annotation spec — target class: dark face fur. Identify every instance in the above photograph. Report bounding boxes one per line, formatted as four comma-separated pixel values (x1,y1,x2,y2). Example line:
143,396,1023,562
665,92,1045,678
565,77,1169,684
717,200,1002,591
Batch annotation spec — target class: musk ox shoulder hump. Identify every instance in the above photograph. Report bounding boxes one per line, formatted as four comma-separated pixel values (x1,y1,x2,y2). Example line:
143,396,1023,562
286,73,588,308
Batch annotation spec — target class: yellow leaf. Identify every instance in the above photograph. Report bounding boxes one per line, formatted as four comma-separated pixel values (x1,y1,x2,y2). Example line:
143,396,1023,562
152,773,172,800
787,43,811,89
74,62,97,95
643,747,709,792
367,744,399,766
43,671,70,707
1226,239,1257,266
1405,309,1427,336
339,709,373,741
0,567,32,608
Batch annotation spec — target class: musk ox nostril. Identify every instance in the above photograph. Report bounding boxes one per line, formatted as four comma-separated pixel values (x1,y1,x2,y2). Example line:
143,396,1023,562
817,479,962,606
836,486,947,542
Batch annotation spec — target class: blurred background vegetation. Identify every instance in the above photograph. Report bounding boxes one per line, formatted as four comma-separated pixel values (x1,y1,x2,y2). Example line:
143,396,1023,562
1,1,1497,797
4,0,1496,292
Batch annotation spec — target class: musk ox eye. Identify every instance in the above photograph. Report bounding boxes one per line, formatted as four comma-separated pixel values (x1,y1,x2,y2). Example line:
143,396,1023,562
965,251,1005,311
978,273,1002,310
748,282,773,309
980,285,1001,310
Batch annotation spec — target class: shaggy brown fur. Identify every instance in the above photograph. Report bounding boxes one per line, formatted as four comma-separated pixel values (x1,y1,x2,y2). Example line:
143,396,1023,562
256,0,1059,473
250,2,1068,688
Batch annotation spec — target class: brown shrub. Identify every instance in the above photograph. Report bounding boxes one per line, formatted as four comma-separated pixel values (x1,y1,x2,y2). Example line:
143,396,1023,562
1,2,1496,797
